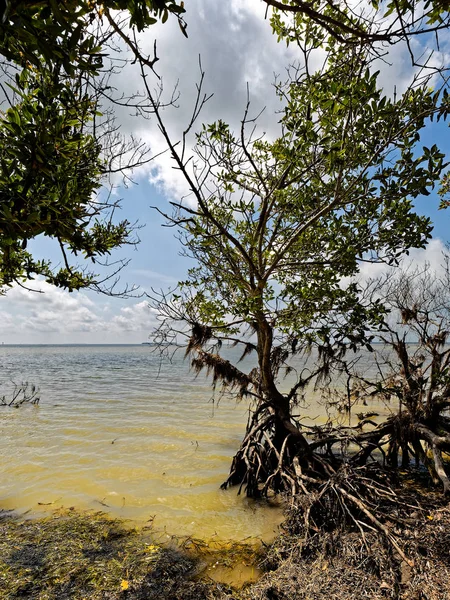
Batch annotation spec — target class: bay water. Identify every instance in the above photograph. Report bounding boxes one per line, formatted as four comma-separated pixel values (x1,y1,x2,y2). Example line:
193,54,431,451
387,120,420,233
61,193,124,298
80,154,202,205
0,344,285,540
0,344,393,541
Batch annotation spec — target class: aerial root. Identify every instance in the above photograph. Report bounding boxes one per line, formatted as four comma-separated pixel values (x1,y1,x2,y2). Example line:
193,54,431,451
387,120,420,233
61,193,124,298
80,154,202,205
221,408,450,565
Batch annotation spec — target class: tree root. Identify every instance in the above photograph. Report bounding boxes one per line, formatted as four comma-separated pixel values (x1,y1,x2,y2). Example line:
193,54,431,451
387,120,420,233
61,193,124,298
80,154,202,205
222,407,450,566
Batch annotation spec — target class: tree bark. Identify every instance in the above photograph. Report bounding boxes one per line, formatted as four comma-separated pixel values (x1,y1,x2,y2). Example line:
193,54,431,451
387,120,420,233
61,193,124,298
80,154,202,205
255,311,309,452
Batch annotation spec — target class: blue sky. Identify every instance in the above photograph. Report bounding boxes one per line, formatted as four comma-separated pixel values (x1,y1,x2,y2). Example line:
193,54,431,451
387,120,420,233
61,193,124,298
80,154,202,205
1,1,450,344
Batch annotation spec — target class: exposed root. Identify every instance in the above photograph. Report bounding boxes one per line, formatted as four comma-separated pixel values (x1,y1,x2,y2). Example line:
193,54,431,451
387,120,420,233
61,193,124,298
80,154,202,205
241,490,450,600
222,401,450,566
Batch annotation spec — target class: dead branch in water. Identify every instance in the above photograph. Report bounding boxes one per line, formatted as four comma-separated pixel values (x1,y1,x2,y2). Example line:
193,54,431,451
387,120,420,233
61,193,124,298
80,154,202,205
0,382,40,407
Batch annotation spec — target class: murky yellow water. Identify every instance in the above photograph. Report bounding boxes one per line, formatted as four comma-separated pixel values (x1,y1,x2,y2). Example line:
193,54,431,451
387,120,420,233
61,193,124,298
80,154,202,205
0,344,394,541
0,345,287,540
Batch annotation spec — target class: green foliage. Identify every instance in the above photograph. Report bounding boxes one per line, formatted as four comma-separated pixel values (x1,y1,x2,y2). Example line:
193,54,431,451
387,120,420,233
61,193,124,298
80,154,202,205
0,64,135,290
0,0,186,76
266,0,450,49
0,0,184,291
160,46,448,397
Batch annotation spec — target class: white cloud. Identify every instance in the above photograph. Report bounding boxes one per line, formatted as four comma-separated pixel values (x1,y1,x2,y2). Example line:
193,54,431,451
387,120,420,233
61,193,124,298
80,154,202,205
0,241,446,343
1,5,448,345
356,238,448,286
102,0,446,209
110,300,159,332
5,279,95,308
0,280,158,343
101,0,305,201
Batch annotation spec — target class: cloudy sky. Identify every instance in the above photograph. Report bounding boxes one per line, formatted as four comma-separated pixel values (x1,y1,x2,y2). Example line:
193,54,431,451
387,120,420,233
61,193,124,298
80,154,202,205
1,0,450,345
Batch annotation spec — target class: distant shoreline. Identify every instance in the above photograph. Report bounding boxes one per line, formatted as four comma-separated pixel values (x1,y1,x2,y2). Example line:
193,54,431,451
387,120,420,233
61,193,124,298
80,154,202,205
0,341,403,347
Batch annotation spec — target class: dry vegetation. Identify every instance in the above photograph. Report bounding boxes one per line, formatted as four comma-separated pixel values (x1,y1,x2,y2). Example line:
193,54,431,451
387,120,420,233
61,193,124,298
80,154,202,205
240,477,450,600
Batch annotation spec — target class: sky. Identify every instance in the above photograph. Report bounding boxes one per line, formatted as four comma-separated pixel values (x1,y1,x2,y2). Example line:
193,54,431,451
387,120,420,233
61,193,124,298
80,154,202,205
1,0,450,344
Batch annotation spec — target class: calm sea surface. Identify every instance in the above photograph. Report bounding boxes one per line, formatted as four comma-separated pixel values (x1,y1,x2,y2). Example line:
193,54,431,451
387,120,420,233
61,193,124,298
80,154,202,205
0,344,286,540
0,344,392,540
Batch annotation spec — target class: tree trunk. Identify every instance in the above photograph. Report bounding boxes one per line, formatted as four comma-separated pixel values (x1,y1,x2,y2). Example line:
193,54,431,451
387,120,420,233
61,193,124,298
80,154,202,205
256,312,309,452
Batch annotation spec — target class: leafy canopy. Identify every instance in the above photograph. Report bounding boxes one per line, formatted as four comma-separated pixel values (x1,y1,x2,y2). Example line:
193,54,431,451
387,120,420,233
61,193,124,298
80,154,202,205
154,46,448,396
0,0,185,292
0,65,133,291
265,0,450,57
0,1,186,76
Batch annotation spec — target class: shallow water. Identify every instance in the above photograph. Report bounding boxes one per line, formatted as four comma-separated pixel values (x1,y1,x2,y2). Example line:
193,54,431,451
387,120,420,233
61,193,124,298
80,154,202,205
0,345,286,540
0,344,395,541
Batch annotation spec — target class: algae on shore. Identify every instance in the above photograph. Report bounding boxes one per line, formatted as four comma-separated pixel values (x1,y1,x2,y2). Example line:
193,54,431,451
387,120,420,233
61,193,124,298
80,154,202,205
0,508,234,599
2,479,450,600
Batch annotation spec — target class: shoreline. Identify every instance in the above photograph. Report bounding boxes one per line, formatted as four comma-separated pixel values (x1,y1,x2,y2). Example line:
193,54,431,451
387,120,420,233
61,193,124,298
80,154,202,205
2,477,450,600
0,507,257,599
